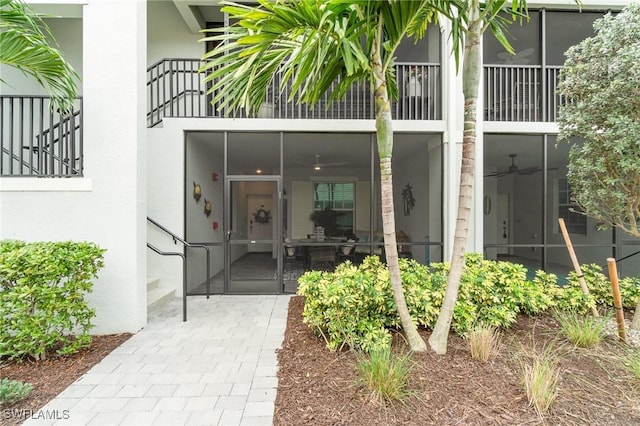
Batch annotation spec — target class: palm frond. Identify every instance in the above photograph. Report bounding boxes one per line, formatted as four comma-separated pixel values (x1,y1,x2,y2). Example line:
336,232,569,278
200,0,372,117
0,0,79,112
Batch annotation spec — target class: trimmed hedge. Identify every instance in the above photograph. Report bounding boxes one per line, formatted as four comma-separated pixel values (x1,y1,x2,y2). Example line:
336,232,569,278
0,240,105,360
297,254,639,352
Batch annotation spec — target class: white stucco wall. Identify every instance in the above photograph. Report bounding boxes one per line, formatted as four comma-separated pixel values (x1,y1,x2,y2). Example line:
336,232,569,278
393,135,433,263
0,0,148,334
146,122,185,296
147,0,203,66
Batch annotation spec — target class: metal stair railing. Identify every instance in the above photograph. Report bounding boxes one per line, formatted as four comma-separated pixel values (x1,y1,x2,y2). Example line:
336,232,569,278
146,242,187,322
31,109,83,175
147,217,211,321
1,96,83,177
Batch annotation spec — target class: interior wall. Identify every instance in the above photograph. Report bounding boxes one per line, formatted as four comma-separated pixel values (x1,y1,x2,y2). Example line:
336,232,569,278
393,136,431,261
355,181,371,233
512,174,543,261
428,139,443,263
185,133,224,292
483,176,498,259
290,181,313,239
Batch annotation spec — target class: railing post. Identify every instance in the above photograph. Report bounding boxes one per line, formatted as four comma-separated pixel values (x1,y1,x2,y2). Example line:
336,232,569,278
205,246,210,299
182,255,188,322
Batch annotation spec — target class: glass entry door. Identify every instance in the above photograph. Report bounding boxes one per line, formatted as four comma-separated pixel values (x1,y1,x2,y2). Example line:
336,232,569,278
225,177,281,294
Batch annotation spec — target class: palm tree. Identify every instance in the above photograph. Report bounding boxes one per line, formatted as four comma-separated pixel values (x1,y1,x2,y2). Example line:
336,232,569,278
0,0,79,112
428,0,532,354
201,0,444,352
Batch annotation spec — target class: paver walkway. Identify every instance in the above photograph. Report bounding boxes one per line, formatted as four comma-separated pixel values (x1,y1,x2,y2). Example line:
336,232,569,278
23,295,291,426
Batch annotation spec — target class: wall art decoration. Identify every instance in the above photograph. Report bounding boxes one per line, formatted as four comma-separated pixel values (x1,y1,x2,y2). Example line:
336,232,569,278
253,205,271,224
193,182,202,202
204,199,212,217
401,182,415,216
483,195,492,215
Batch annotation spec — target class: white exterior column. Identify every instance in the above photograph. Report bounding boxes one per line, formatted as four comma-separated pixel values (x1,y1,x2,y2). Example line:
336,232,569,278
81,0,147,332
473,38,485,255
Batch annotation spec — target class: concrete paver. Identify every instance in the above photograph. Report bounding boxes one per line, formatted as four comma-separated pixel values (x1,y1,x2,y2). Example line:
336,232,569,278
21,295,291,426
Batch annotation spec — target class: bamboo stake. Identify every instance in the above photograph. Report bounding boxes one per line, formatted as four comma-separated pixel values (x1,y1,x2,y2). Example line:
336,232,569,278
606,258,627,342
558,218,599,317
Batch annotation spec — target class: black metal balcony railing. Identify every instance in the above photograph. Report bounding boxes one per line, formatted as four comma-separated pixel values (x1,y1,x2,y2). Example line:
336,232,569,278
1,96,83,177
147,59,442,127
0,63,565,177
483,64,562,122
545,66,563,122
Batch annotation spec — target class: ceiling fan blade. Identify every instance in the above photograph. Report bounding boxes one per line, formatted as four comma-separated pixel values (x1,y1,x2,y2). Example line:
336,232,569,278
317,161,349,167
517,167,543,175
484,171,509,178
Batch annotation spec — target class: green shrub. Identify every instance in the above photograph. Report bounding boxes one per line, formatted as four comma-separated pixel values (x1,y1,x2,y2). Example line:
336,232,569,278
298,257,398,352
0,240,106,360
450,254,555,335
299,254,556,351
298,254,639,352
619,275,640,309
556,265,640,312
0,378,33,406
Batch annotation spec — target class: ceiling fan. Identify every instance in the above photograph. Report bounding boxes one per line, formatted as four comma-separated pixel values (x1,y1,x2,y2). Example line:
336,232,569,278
484,153,545,178
296,154,348,170
497,47,535,65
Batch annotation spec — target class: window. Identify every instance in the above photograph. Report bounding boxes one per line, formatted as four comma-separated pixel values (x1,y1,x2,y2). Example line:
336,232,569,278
558,178,587,235
312,182,354,236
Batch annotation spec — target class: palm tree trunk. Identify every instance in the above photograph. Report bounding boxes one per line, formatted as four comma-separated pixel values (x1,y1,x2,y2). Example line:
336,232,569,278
372,27,427,352
429,7,482,355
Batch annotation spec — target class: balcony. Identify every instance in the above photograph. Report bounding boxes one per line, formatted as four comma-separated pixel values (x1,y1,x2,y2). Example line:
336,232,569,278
484,65,563,122
147,59,443,127
0,63,566,177
1,96,83,177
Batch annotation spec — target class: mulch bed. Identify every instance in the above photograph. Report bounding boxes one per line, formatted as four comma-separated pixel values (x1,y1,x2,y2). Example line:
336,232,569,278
274,296,640,425
1,334,131,426
2,299,640,426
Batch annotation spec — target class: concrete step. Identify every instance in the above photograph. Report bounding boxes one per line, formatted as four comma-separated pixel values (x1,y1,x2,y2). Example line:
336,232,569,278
147,277,175,318
147,276,160,291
